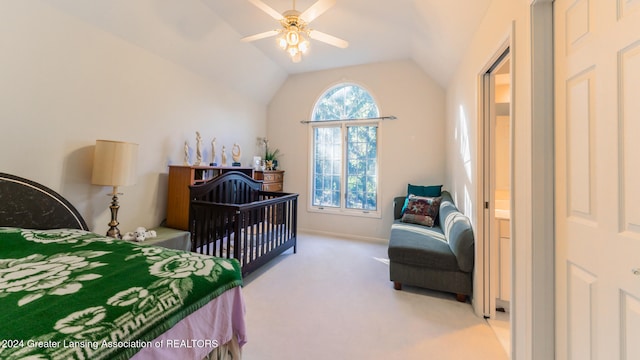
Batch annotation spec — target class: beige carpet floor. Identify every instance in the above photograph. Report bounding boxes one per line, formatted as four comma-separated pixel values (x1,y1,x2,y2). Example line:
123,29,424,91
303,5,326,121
488,310,511,355
240,232,508,360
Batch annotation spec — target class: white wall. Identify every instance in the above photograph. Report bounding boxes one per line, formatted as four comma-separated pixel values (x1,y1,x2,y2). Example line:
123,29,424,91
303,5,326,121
267,60,445,241
0,1,266,233
445,0,535,359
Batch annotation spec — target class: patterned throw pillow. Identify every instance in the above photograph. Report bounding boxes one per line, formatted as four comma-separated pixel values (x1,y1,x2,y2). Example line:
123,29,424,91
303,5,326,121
400,184,443,214
401,195,442,227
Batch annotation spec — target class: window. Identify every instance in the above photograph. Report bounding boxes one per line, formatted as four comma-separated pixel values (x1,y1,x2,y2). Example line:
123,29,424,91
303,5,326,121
310,83,380,216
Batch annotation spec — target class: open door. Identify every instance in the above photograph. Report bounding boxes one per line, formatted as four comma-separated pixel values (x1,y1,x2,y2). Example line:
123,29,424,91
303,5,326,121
478,44,513,355
555,0,640,357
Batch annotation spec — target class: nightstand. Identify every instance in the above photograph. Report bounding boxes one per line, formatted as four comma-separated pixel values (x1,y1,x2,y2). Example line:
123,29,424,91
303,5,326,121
135,226,191,251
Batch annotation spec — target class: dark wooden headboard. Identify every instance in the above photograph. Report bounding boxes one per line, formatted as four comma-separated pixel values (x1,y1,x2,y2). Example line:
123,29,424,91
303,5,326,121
0,173,89,230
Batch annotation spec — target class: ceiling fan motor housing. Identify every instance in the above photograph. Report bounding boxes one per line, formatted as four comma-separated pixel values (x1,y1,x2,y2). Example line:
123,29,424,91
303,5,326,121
281,11,307,31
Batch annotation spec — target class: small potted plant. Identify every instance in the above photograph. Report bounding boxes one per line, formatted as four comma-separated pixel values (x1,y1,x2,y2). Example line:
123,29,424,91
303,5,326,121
263,138,280,170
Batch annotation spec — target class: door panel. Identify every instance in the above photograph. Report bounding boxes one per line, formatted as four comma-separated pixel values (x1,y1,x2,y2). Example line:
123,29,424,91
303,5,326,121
566,263,596,360
620,42,640,235
621,291,640,359
565,68,596,223
556,0,640,359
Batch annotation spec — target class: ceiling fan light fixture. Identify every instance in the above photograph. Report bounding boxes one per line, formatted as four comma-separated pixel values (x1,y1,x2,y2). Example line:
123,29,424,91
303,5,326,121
244,0,348,63
292,52,302,63
278,36,288,50
299,39,310,53
286,28,300,45
279,25,309,61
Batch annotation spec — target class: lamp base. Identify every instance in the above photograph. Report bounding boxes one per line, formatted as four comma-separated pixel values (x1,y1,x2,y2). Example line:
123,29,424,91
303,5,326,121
106,226,121,239
106,190,122,239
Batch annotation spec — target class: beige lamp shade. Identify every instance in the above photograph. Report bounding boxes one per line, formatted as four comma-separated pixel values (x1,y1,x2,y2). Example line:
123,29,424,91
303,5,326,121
91,140,139,187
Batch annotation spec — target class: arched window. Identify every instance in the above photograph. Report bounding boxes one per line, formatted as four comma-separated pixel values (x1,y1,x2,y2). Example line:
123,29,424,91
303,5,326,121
309,83,380,215
312,84,379,121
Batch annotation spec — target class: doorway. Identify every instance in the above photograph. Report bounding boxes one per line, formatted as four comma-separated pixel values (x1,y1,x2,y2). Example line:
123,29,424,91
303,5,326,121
480,45,513,355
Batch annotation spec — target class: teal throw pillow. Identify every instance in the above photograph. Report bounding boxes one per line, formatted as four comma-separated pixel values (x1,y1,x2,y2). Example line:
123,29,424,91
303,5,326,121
401,184,443,215
408,184,443,197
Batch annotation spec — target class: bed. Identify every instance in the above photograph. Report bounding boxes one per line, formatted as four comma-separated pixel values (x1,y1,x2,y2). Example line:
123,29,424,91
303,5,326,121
189,171,298,277
0,173,246,360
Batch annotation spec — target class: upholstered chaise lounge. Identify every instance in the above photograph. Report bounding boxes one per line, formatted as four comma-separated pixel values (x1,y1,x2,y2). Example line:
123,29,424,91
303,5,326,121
388,190,475,302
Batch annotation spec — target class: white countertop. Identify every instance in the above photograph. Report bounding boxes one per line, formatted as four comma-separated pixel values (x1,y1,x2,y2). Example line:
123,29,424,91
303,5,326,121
495,209,510,220
495,199,510,220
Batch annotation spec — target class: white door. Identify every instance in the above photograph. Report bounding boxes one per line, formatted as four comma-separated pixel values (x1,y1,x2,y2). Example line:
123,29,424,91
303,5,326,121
555,0,640,359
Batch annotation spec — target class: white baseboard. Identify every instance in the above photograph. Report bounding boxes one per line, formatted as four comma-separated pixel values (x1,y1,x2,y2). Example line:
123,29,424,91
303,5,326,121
298,228,388,245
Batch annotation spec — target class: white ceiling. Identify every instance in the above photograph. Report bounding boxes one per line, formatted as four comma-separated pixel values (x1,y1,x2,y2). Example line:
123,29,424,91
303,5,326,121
45,0,492,104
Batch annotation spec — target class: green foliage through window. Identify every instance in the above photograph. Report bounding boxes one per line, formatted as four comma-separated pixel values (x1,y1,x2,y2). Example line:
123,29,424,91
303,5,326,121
313,84,379,121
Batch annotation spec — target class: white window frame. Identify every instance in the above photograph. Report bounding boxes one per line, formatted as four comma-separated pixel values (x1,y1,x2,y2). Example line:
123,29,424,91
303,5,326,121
307,81,382,219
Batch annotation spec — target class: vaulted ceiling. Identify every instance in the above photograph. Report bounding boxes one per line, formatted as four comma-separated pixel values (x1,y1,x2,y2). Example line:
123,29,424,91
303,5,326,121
45,0,491,104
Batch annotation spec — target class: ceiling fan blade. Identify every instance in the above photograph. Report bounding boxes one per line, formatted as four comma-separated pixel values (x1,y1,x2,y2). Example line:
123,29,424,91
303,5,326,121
241,30,281,42
300,0,336,23
248,0,284,21
309,30,348,48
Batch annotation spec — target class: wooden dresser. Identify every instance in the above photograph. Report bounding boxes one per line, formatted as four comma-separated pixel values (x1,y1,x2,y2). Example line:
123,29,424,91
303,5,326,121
166,165,253,230
253,170,285,192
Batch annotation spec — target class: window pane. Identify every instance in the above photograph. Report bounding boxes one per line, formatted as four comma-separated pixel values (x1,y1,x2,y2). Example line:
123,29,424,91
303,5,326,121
331,190,341,206
367,159,377,175
313,84,379,121
366,192,377,210
346,125,377,210
312,127,341,208
313,189,323,206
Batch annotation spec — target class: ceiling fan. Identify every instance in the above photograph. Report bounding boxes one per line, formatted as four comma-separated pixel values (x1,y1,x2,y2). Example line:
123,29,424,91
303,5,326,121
241,0,349,63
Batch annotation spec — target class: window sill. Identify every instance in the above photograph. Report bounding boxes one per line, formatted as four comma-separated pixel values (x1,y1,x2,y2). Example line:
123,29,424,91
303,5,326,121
307,206,382,219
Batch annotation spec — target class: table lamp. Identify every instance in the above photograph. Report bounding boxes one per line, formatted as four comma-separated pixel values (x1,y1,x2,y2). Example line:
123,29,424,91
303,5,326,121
91,140,138,238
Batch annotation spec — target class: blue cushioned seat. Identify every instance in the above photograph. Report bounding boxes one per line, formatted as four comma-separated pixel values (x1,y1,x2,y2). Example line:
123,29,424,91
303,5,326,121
388,191,475,302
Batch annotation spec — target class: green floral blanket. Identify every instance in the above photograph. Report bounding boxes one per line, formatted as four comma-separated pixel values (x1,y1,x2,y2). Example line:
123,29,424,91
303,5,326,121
0,227,243,360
